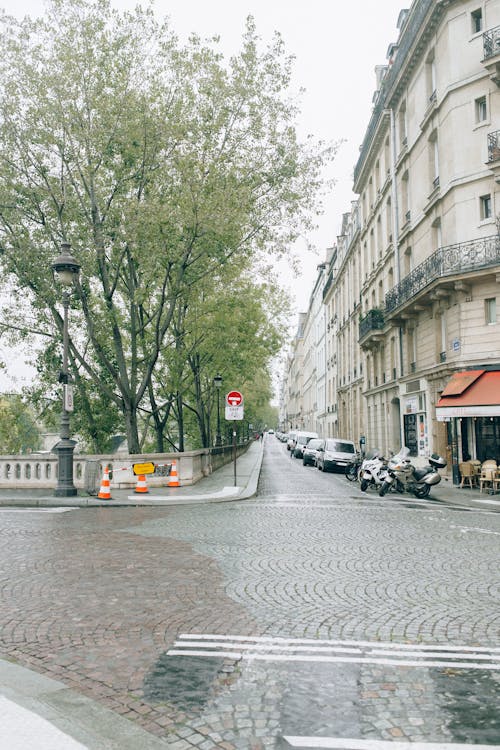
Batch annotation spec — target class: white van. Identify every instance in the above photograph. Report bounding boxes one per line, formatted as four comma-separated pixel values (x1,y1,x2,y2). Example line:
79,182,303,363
316,438,356,472
292,431,319,458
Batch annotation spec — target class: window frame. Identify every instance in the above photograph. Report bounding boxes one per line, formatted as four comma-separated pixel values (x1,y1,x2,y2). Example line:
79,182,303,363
475,95,487,124
485,297,497,325
471,8,483,35
480,193,492,221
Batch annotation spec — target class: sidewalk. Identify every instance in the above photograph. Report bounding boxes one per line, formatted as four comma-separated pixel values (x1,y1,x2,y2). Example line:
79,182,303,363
0,439,264,508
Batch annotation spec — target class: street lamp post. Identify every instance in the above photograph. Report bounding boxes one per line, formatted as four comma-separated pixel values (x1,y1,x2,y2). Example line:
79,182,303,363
51,243,81,497
213,373,223,447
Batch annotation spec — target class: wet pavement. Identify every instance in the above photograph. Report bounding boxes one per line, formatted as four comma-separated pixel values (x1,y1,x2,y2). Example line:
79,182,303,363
0,436,499,748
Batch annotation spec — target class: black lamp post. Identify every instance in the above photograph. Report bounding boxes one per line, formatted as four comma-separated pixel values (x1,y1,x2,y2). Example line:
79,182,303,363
213,373,223,446
51,242,81,497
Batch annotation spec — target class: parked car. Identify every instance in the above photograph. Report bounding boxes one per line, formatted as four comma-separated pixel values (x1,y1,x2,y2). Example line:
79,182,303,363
316,438,356,472
267,429,275,434
302,438,325,466
293,431,320,458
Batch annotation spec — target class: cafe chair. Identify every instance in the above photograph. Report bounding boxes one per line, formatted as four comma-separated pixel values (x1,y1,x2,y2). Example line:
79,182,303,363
458,462,476,489
479,462,497,493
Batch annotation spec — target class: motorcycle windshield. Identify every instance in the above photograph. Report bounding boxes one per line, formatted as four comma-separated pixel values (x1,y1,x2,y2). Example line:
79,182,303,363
392,446,410,462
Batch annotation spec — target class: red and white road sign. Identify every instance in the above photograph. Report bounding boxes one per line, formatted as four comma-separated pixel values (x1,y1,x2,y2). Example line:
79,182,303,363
226,390,243,406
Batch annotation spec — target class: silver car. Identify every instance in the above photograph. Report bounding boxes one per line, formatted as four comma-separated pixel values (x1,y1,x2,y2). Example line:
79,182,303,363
302,438,325,466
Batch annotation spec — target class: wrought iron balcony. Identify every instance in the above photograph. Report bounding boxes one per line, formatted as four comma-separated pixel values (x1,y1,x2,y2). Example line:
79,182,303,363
483,25,500,59
483,26,500,86
487,130,500,162
386,235,500,314
359,308,385,345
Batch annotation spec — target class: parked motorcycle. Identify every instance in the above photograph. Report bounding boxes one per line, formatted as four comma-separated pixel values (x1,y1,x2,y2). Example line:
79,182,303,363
378,447,447,498
359,449,389,491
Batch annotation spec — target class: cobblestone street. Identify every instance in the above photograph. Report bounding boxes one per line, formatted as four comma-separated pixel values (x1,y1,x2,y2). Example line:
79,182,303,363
0,437,499,748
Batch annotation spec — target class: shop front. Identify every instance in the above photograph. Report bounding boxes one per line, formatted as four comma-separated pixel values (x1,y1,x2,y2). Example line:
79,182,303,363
436,369,500,483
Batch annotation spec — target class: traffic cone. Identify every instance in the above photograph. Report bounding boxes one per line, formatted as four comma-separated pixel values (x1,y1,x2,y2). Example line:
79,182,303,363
97,465,112,500
134,473,149,494
167,459,180,487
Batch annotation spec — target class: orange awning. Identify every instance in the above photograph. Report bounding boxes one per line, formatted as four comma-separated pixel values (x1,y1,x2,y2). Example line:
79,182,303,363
436,370,500,419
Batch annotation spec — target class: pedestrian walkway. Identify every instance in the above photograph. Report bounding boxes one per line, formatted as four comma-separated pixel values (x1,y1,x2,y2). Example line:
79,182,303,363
0,439,264,508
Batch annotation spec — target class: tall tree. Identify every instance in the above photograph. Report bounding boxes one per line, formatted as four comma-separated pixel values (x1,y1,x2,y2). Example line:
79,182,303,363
0,0,335,451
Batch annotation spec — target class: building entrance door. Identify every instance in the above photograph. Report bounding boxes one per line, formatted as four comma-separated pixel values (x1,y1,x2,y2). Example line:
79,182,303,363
403,413,418,456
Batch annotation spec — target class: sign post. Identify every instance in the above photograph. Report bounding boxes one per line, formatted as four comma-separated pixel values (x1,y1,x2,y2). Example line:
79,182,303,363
225,391,244,486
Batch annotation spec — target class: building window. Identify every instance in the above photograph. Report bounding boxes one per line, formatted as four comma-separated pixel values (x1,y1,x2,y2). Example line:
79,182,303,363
475,96,487,123
471,8,483,34
480,194,492,220
485,298,497,325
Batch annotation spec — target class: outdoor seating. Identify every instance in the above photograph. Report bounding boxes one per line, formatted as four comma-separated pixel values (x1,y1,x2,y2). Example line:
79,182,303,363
479,461,497,493
458,461,476,489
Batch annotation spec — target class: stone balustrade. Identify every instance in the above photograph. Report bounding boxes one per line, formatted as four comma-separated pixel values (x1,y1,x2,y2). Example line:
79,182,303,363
0,442,250,491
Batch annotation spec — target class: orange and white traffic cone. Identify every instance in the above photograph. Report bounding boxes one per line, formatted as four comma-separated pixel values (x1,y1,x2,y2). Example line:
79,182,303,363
134,473,149,494
167,459,180,487
98,466,112,500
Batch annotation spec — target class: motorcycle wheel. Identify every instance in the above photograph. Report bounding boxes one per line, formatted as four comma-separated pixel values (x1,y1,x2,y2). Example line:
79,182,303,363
379,481,390,497
392,480,404,493
414,484,431,498
360,478,369,492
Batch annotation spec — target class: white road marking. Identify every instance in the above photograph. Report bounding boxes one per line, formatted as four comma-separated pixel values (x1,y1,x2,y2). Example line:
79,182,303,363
283,738,500,750
177,633,500,653
0,507,77,513
167,649,499,670
168,634,500,670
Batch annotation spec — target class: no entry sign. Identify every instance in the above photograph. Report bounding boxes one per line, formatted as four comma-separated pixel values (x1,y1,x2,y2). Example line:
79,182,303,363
226,390,243,406
225,390,244,421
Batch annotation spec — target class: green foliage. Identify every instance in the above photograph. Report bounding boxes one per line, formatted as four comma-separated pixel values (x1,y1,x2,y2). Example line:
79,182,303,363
0,0,336,452
0,395,41,453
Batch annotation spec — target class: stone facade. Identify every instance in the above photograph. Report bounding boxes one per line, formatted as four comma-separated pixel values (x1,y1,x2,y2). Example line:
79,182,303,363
284,0,500,461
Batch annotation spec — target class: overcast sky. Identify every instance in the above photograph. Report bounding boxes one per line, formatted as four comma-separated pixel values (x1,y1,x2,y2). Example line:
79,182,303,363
0,0,406,388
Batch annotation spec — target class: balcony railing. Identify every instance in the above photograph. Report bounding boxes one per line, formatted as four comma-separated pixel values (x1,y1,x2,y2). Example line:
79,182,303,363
487,130,500,162
483,25,500,59
359,308,385,340
386,235,500,313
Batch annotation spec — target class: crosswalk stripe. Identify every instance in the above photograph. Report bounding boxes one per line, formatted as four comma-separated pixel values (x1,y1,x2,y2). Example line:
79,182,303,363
283,738,500,750
168,634,500,670
177,633,500,654
167,649,500,670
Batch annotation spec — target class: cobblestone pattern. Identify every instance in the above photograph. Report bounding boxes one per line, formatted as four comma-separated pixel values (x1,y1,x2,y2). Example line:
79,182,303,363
0,507,259,743
0,438,498,748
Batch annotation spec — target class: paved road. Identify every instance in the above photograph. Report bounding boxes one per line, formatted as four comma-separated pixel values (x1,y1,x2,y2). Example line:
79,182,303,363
0,436,499,749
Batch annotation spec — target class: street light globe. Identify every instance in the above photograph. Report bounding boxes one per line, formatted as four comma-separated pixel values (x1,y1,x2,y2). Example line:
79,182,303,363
214,374,223,389
51,242,81,286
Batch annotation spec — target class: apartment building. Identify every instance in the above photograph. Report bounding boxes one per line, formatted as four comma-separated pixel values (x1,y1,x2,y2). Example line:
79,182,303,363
285,0,500,471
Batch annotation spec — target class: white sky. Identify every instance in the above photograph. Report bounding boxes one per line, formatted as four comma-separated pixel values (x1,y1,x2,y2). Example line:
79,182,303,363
0,0,406,388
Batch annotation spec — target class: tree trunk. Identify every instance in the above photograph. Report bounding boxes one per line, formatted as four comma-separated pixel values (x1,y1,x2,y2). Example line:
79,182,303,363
124,403,140,454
